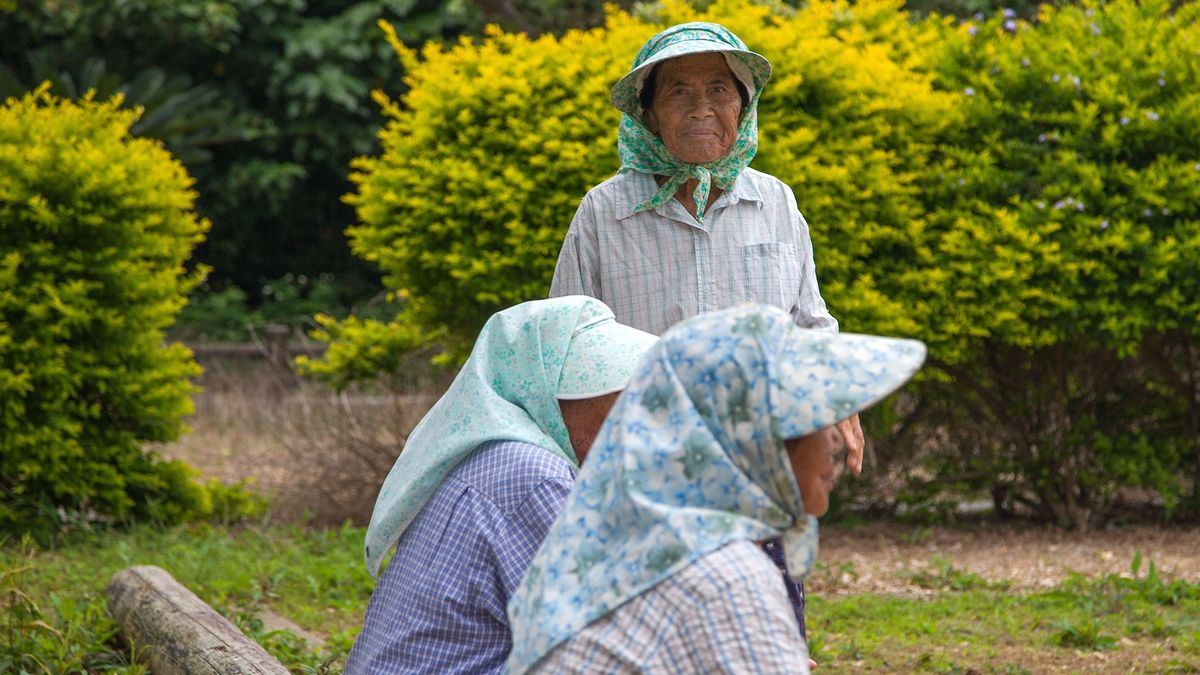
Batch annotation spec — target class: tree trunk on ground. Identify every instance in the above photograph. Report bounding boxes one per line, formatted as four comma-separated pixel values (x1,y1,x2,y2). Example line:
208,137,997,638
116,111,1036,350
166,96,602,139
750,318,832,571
106,565,290,675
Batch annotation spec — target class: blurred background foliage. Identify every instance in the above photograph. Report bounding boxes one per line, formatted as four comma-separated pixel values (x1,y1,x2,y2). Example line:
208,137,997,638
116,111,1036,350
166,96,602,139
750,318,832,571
0,0,485,336
2,0,1028,341
3,0,1197,537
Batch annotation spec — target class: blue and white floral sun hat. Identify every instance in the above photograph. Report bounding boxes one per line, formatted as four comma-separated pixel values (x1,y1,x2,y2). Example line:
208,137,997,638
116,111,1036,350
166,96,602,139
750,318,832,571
506,304,926,673
363,295,657,577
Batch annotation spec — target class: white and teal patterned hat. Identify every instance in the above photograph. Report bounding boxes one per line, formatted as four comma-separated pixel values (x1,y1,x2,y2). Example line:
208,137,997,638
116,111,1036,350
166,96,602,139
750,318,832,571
610,22,773,119
363,295,656,577
558,316,659,399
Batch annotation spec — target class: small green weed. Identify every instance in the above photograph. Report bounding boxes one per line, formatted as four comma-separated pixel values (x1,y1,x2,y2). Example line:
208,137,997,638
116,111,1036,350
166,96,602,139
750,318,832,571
904,555,1011,592
1048,616,1118,651
811,559,860,592
902,525,933,544
0,535,146,673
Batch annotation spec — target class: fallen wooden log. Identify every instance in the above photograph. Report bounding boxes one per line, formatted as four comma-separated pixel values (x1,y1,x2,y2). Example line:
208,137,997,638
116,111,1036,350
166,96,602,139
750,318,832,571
106,565,290,675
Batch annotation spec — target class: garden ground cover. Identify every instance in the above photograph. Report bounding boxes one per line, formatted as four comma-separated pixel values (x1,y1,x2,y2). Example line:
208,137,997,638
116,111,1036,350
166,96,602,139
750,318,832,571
4,521,1198,673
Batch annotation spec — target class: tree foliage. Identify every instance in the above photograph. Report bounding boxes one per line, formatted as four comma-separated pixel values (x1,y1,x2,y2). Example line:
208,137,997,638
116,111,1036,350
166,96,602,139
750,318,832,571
0,88,210,537
0,0,479,308
312,0,1199,527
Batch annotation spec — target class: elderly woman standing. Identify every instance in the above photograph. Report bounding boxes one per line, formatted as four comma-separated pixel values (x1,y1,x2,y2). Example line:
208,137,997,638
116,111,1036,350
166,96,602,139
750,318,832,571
506,305,925,673
549,21,866,641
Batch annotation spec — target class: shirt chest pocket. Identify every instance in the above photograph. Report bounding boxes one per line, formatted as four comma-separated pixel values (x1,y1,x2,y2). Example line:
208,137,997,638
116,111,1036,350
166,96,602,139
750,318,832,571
739,242,802,311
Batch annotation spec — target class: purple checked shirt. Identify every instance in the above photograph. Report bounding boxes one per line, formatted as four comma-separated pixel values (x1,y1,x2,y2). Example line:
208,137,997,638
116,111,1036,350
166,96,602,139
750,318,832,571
345,440,576,674
345,439,807,673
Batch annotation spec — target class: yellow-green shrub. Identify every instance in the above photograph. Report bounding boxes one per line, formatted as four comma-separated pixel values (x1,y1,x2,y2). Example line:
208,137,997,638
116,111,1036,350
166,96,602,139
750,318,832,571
305,0,953,378
0,87,211,537
904,0,1200,526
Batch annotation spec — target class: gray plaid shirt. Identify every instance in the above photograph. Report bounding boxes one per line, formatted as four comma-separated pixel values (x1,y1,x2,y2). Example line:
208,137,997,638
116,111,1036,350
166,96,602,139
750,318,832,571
530,539,811,674
550,168,837,337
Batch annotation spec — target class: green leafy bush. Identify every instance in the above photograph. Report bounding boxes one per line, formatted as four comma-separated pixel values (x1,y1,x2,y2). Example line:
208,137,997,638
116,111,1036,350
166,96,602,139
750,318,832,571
313,0,1197,526
0,87,213,538
904,0,1200,527
306,0,953,376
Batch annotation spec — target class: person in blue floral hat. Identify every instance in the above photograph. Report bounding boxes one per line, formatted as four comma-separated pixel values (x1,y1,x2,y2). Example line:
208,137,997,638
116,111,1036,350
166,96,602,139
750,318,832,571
345,296,657,674
507,303,925,674
549,19,865,648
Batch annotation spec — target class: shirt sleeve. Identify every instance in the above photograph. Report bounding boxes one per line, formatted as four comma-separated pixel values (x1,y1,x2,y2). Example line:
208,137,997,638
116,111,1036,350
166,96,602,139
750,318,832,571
549,195,601,299
787,190,839,333
489,474,576,603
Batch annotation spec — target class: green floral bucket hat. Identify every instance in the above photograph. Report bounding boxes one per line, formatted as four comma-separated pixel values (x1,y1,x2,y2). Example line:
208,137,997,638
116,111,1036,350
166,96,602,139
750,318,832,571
610,22,773,222
610,22,772,119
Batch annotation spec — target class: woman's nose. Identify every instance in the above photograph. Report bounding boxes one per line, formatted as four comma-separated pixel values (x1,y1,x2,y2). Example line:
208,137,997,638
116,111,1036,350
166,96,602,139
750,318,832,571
686,95,715,117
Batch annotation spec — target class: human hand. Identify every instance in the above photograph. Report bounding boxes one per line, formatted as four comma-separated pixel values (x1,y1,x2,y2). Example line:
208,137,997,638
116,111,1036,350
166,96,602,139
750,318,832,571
836,414,865,475
808,658,817,670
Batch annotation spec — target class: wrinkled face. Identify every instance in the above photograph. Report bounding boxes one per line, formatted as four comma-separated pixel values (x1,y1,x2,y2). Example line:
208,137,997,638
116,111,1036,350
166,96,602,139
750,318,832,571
559,391,622,462
785,425,846,517
643,53,743,164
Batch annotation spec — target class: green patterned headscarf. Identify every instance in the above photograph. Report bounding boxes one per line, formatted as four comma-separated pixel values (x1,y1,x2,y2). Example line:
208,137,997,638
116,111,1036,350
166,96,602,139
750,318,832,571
610,22,773,222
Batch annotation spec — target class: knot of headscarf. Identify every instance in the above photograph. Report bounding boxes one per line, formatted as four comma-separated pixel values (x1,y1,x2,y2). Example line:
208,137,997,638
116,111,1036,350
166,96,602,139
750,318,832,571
615,23,769,222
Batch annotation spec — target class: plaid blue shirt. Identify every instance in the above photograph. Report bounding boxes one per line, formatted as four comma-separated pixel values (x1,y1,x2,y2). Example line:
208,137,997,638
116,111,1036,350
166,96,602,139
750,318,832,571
345,440,576,675
346,443,808,674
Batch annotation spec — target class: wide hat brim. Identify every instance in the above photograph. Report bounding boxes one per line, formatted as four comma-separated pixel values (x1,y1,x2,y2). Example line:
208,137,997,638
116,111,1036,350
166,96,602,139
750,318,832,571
557,317,659,400
773,331,927,440
610,40,772,119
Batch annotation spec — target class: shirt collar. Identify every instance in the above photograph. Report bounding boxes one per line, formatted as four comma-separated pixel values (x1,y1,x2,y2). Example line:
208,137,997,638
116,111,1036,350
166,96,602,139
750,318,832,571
615,169,763,221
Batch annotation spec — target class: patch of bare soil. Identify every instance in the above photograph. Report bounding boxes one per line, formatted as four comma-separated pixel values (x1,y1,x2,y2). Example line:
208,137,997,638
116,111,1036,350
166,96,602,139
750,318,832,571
856,640,1196,674
809,521,1200,595
156,355,447,526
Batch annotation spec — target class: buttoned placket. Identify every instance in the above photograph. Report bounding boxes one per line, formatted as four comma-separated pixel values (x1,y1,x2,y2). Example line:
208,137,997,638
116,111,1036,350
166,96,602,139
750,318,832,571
654,189,739,315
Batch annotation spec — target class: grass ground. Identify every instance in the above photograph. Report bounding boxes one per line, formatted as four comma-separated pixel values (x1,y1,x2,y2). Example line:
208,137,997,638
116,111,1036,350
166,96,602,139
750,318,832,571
4,521,1198,673
7,359,1196,673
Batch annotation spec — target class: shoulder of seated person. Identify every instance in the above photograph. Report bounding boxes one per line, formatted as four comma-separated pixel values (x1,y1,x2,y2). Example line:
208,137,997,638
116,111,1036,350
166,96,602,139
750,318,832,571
668,539,784,602
449,439,576,510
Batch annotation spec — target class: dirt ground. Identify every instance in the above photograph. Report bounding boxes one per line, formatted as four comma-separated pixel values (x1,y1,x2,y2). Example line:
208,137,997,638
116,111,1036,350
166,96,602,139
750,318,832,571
811,520,1200,595
162,359,1200,593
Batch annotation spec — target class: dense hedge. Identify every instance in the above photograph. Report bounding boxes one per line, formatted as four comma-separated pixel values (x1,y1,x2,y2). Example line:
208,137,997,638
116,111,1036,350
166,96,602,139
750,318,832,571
310,0,1199,526
0,89,217,537
904,0,1200,526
